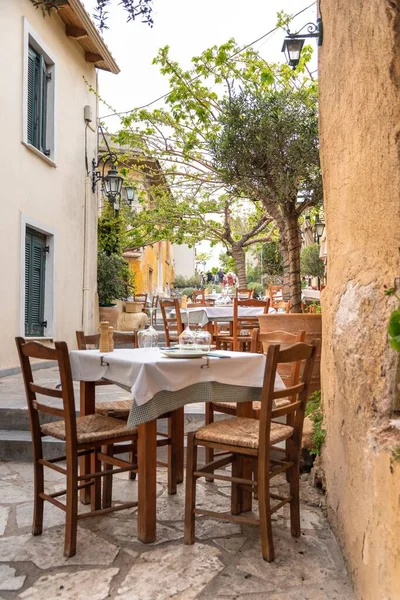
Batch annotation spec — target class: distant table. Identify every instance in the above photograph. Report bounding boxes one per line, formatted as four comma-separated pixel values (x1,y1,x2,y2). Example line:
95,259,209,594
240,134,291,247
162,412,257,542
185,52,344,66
302,289,321,303
175,306,269,327
70,348,284,543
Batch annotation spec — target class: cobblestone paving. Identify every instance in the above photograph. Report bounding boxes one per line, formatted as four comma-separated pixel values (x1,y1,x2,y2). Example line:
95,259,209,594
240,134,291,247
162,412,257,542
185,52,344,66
0,461,354,599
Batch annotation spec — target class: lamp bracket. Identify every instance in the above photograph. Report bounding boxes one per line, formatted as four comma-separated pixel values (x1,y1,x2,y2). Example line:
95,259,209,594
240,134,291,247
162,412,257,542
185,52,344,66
286,17,323,46
91,151,119,194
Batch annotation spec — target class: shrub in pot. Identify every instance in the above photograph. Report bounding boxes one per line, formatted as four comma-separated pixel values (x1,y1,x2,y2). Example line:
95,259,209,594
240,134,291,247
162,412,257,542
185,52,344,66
98,251,133,328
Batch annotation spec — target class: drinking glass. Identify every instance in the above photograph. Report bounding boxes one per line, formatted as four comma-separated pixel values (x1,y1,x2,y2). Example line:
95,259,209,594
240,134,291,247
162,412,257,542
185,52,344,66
138,308,159,349
179,310,195,350
194,329,212,352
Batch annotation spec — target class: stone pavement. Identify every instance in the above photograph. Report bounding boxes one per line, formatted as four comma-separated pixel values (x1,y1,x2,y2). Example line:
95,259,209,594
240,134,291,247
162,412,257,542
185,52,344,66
0,460,354,600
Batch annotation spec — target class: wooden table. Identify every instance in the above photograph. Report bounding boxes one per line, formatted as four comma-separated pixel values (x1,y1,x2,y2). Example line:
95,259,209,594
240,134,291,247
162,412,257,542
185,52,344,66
72,349,276,543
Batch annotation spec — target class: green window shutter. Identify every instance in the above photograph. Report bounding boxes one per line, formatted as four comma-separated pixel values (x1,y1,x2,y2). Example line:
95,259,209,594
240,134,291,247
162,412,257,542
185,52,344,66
27,46,49,153
25,229,46,337
27,48,38,146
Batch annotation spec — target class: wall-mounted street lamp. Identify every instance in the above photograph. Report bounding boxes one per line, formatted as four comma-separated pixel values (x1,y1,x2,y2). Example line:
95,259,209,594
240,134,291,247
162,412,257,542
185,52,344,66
314,217,325,242
125,186,135,206
92,152,123,204
282,17,323,69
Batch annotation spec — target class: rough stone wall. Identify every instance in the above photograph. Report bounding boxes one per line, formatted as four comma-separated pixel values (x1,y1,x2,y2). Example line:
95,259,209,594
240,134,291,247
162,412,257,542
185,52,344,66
319,1,400,598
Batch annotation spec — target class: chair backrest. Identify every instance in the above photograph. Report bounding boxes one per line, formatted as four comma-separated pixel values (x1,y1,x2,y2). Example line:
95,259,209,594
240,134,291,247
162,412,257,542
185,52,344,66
232,298,270,351
186,302,207,308
257,313,322,397
250,329,306,389
235,288,254,299
134,293,148,310
159,298,183,347
15,337,78,452
152,294,159,309
271,300,290,313
192,290,205,304
269,285,283,301
258,340,320,454
76,330,138,350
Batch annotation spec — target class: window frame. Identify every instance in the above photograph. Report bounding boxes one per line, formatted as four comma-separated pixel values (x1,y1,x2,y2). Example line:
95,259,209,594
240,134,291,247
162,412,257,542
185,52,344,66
20,214,56,339
22,18,57,165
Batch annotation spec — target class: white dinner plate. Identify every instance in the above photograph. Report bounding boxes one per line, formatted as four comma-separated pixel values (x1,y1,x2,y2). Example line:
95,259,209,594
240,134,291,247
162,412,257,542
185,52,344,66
161,350,207,359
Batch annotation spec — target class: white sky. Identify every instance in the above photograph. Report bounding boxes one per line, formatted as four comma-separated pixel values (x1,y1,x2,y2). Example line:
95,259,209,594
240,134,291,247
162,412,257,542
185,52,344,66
83,0,318,270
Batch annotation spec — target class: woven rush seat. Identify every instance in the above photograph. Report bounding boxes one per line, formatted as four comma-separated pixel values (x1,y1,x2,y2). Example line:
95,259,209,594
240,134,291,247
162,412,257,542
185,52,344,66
41,414,138,444
194,417,293,450
95,399,132,419
212,397,291,413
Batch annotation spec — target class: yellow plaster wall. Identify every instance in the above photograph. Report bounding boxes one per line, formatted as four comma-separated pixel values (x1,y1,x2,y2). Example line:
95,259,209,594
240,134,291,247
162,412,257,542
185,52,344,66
319,1,400,597
128,241,174,296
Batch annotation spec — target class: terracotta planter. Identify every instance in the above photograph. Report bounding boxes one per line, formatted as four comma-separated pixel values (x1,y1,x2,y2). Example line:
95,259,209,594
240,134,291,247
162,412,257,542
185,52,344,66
99,305,119,329
125,301,143,314
258,313,322,397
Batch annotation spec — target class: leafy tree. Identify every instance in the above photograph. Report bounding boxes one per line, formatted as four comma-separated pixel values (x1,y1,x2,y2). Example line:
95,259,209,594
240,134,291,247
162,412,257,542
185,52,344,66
213,85,322,311
98,201,132,256
300,244,325,280
97,251,133,305
31,0,153,30
113,39,318,300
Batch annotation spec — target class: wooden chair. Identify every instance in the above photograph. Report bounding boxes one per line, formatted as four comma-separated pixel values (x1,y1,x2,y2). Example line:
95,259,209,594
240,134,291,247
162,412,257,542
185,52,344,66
205,329,306,469
184,339,320,561
214,298,270,352
235,288,254,299
151,294,159,326
192,289,205,304
160,298,183,347
269,285,283,303
76,331,181,498
15,337,139,558
134,293,148,313
271,300,290,313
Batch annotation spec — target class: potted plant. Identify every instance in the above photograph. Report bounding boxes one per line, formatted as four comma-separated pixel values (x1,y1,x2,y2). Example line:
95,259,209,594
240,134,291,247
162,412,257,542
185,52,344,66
97,251,132,328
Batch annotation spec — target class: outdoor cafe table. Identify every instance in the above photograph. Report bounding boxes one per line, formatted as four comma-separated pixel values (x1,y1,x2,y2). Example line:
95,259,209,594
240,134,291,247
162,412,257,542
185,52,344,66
70,348,285,543
174,305,271,328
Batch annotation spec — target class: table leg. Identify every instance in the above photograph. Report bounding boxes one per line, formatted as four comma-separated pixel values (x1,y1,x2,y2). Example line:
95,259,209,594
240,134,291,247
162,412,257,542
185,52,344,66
236,401,253,513
79,381,95,505
137,419,157,543
175,407,184,484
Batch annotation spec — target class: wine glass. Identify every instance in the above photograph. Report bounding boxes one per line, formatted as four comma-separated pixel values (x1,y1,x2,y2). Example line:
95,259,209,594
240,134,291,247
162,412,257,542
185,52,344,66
179,310,195,350
194,329,212,352
138,308,159,350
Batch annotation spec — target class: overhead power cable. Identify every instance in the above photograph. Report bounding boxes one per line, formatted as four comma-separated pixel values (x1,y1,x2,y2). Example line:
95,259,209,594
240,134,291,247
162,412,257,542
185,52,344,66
100,1,316,119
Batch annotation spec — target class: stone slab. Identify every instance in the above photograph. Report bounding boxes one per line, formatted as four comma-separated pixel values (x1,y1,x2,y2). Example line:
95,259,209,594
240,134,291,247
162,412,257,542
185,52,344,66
18,568,119,600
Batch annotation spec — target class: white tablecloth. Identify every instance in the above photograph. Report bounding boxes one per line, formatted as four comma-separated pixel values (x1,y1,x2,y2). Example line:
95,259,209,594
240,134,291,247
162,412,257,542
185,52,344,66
71,348,279,405
71,348,286,426
177,306,268,326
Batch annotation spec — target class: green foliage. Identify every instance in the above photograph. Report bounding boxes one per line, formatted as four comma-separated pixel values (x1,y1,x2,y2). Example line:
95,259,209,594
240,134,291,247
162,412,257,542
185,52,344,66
181,288,194,298
247,282,265,295
173,274,202,288
385,287,400,351
300,244,325,279
391,447,400,463
262,241,284,277
98,202,131,256
305,390,326,456
218,252,236,273
97,251,134,306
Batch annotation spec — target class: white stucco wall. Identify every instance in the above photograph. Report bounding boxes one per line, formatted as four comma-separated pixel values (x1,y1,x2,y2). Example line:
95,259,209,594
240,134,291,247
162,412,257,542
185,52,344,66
0,1,99,369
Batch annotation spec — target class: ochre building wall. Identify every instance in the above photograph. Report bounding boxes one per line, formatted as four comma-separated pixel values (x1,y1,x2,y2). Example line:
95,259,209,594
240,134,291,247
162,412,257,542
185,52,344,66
128,241,174,296
319,1,400,598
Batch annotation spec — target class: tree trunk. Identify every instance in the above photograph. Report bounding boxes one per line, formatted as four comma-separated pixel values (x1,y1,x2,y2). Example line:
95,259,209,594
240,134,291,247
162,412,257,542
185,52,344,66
231,244,247,287
279,237,290,301
284,214,302,312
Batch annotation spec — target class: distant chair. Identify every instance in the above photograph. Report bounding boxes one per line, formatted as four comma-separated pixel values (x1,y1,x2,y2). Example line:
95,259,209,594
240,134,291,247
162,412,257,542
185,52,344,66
272,300,290,313
192,289,205,304
160,298,183,347
134,293,148,312
235,288,254,299
269,285,284,308
214,298,270,352
151,294,159,326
